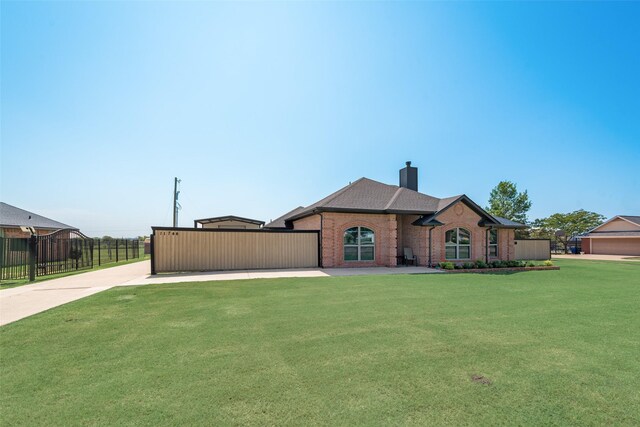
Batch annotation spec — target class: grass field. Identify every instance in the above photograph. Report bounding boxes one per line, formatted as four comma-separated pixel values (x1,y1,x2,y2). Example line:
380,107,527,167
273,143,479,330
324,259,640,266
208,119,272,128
1,260,639,425
0,255,150,290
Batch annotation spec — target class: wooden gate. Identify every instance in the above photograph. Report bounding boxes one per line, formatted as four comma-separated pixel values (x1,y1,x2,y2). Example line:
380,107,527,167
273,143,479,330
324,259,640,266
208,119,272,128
151,227,320,274
514,239,551,260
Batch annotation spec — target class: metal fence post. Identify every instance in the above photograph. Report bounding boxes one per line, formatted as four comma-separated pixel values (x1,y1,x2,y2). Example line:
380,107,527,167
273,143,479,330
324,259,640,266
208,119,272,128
98,239,101,266
126,239,129,261
116,239,119,263
28,234,37,282
150,234,156,275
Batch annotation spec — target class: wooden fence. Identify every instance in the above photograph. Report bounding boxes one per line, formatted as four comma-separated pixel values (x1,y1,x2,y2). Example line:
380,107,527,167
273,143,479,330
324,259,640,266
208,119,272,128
151,227,320,274
514,239,551,260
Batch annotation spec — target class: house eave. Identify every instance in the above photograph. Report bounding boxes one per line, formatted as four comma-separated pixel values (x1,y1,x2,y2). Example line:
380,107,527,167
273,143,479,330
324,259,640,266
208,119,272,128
285,207,436,223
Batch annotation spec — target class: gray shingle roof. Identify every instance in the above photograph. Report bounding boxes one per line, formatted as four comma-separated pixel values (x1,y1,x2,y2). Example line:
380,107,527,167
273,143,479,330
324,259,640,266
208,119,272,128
492,216,527,228
0,202,77,230
584,231,640,237
264,206,306,229
267,178,527,228
286,178,443,221
620,216,640,226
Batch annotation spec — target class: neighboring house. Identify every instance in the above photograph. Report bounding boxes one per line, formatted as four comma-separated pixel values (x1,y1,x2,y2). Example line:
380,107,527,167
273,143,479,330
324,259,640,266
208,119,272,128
264,162,525,267
194,215,265,230
581,216,640,256
0,202,78,237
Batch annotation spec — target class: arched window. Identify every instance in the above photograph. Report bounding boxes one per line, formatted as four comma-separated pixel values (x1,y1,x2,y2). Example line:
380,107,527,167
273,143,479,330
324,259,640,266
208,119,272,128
445,228,471,260
344,227,375,261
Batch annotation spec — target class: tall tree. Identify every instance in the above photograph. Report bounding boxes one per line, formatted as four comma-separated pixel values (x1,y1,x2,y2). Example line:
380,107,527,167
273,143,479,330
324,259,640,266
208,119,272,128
486,181,532,225
531,210,606,253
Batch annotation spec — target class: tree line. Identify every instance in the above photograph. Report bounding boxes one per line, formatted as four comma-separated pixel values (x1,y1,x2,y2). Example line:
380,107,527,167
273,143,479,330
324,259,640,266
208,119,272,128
485,181,606,253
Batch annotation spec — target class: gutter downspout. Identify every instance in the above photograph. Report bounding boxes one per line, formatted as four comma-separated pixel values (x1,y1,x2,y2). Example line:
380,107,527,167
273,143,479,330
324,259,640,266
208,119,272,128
485,226,493,264
428,226,434,268
319,213,324,268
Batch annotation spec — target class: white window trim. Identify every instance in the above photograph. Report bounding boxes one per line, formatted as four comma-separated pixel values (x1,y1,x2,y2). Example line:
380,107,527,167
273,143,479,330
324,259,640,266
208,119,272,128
445,228,472,260
344,226,375,262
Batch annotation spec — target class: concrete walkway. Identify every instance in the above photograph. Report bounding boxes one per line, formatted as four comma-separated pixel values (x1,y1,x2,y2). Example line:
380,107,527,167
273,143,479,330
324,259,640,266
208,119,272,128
0,263,439,326
0,261,151,326
552,254,640,262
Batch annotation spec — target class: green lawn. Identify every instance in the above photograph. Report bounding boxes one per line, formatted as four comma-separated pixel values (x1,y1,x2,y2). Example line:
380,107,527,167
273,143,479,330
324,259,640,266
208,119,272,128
1,260,639,425
0,255,150,290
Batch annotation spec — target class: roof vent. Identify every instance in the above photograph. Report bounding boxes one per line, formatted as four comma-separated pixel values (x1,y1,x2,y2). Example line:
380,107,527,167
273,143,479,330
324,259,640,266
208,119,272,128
399,161,418,192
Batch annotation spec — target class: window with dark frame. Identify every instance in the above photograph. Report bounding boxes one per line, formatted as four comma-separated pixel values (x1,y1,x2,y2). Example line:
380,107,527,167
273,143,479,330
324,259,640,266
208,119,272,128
344,227,375,261
445,228,471,260
489,229,498,257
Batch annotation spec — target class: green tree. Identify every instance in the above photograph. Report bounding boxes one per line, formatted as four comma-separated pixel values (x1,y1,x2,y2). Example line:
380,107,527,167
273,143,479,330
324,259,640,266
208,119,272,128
486,181,532,225
531,210,606,253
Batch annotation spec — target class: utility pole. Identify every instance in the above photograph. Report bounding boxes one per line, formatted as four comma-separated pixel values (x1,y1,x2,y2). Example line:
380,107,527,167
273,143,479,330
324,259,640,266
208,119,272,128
173,177,181,227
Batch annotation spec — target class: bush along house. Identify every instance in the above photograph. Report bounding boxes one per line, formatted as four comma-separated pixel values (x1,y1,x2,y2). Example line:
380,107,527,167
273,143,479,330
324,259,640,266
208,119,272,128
265,162,526,267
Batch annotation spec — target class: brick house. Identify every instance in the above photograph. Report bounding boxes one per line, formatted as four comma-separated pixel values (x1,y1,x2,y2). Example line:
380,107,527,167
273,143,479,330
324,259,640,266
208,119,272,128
265,162,525,267
0,202,78,238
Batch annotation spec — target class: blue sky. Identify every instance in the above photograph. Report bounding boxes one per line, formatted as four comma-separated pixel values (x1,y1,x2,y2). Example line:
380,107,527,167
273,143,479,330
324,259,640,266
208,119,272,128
1,1,638,237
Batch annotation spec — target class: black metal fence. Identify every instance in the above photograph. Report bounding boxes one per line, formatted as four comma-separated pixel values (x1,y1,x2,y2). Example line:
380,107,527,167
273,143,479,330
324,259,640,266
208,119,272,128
0,230,142,281
93,238,142,266
551,239,582,254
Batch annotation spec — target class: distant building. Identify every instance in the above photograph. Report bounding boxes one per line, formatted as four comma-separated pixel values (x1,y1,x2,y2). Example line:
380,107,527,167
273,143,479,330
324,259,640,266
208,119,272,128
0,202,78,238
581,215,640,256
194,215,265,230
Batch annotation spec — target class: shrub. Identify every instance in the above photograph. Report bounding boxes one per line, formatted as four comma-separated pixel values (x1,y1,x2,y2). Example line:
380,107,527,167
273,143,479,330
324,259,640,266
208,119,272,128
505,260,523,268
474,259,487,269
454,263,463,270
490,260,504,268
526,261,536,267
543,260,553,266
439,262,455,270
462,262,474,269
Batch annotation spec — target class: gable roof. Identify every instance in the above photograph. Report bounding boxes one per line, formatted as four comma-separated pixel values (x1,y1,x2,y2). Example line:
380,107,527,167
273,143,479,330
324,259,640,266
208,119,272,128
0,202,77,230
619,215,640,226
266,178,526,229
264,206,305,229
582,231,640,237
284,178,442,221
582,215,640,237
194,215,265,227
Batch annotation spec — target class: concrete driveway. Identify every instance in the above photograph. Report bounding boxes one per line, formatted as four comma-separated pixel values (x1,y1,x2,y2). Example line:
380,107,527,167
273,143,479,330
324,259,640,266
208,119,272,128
552,254,640,262
0,262,440,326
125,265,442,286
